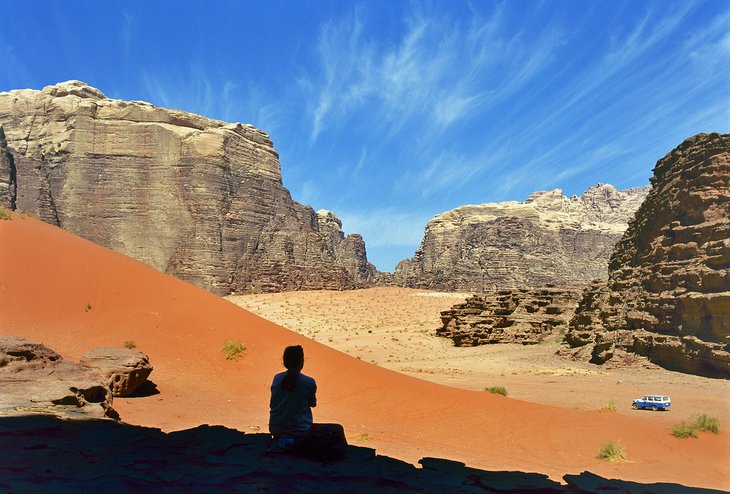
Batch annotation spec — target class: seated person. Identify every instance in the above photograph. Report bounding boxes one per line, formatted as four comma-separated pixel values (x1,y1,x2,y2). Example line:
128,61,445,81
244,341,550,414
268,345,346,460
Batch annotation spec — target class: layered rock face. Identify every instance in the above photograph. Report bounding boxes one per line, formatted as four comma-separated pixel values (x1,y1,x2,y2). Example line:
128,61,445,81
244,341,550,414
564,133,730,377
0,127,16,209
394,184,649,291
0,81,377,294
438,287,583,346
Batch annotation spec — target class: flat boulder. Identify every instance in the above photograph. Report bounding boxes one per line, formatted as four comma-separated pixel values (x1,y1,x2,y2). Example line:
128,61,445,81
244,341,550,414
80,348,153,397
0,336,116,419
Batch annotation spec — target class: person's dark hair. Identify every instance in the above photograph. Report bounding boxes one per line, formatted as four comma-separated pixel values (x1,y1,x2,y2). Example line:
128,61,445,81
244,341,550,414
282,345,304,391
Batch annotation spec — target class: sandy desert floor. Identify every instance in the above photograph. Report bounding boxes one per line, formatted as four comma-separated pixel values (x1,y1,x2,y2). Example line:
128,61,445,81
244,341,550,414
2,215,729,490
228,287,730,428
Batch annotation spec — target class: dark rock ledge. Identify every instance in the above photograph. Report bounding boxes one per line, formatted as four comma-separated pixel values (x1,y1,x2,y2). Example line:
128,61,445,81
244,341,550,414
0,415,721,494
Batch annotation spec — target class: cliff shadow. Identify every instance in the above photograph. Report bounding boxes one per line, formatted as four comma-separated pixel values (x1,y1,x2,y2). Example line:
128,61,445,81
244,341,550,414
0,415,722,494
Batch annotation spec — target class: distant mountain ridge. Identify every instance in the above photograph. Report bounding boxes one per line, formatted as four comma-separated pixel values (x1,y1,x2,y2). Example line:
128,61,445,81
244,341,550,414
393,184,650,291
0,81,377,294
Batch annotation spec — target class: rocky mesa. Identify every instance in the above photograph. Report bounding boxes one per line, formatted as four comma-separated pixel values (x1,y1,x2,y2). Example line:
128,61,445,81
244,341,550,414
564,133,730,378
0,81,377,295
394,184,649,291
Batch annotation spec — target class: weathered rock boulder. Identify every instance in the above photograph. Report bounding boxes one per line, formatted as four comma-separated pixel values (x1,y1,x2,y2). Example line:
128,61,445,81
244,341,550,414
0,81,377,295
0,336,117,419
0,126,16,210
438,287,583,346
394,184,648,291
564,133,730,377
80,348,153,397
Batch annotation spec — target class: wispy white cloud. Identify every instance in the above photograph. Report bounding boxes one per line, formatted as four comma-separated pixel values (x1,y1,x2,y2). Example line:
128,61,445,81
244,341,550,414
0,38,34,89
121,12,133,61
298,180,320,205
300,4,562,145
138,67,287,138
338,208,433,247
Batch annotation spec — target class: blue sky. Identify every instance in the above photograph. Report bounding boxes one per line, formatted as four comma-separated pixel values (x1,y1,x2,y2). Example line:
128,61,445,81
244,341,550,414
1,1,728,271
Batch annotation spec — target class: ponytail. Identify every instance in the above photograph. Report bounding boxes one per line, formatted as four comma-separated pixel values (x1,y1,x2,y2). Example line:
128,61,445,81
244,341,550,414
281,345,304,392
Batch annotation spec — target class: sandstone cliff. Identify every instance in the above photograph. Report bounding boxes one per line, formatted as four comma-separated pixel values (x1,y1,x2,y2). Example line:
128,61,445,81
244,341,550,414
564,133,729,377
394,184,649,291
0,81,377,294
0,127,16,209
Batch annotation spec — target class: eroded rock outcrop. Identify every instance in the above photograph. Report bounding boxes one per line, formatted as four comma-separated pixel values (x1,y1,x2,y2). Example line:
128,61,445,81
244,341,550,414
564,133,730,377
0,336,116,419
80,348,153,397
394,184,649,291
438,287,583,346
0,81,377,294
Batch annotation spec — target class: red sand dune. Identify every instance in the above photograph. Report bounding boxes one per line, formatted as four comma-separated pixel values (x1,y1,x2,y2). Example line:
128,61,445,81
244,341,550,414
1,214,727,490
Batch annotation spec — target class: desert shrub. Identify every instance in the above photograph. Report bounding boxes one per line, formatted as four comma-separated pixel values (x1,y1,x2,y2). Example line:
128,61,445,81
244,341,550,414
222,340,246,360
85,303,92,312
0,207,11,220
486,386,508,396
124,340,136,349
356,433,370,442
601,400,617,412
672,422,698,438
597,441,627,462
694,414,720,434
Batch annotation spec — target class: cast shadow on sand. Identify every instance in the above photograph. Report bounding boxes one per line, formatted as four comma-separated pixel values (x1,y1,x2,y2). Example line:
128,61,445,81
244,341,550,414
127,379,160,398
0,415,722,494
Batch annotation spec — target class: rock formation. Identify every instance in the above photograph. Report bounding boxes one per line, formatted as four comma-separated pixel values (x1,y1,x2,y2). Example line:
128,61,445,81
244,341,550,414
394,184,649,291
0,81,377,294
0,336,117,419
0,126,16,210
80,348,153,397
564,133,729,378
438,287,583,346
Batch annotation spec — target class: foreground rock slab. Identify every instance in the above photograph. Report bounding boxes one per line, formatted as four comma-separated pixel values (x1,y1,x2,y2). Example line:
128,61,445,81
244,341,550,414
80,347,153,397
0,415,721,494
0,336,117,419
564,133,730,377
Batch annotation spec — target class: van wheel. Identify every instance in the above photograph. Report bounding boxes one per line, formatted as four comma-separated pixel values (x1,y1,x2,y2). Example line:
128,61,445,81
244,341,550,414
651,405,658,411
632,404,638,410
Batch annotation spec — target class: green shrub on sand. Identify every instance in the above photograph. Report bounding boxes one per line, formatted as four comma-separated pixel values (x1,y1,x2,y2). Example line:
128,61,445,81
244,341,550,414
222,340,246,360
485,386,508,396
694,414,720,434
672,422,698,438
597,441,627,462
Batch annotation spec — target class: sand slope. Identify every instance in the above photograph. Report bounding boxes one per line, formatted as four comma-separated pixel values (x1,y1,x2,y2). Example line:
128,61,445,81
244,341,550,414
0,214,727,489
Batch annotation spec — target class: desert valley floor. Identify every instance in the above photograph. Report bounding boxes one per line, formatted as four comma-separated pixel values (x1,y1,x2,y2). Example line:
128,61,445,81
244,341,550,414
1,215,729,491
228,288,730,427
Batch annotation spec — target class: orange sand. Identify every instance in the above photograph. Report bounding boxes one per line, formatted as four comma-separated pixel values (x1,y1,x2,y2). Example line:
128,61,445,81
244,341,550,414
1,214,727,490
